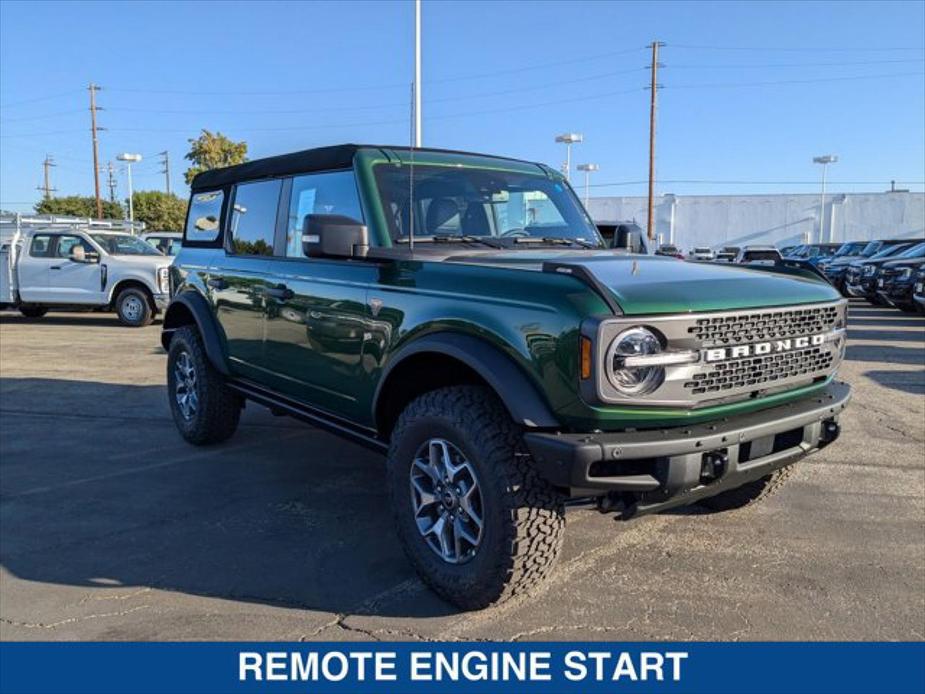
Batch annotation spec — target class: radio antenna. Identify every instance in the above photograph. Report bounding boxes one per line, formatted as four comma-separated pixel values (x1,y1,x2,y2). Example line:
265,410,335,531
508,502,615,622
408,80,416,254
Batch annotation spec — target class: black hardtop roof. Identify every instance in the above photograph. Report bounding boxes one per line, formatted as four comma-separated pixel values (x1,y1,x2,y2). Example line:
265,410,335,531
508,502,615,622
189,143,537,191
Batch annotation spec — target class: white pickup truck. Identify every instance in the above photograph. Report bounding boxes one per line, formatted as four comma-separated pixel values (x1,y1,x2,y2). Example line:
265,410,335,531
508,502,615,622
1,227,172,326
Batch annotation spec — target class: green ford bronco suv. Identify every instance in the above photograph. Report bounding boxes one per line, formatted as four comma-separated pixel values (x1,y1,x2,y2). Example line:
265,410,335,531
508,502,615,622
161,144,851,609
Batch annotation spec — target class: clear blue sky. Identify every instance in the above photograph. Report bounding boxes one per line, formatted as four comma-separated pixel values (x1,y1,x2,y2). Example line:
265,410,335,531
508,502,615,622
1,0,923,213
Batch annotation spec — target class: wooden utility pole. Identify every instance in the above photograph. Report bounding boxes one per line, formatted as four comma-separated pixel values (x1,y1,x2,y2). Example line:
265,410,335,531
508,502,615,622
159,151,171,195
37,155,56,200
88,83,103,219
646,41,664,242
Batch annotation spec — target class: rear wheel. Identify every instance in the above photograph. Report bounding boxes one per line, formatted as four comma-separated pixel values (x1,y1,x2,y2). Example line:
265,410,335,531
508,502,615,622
18,306,47,319
698,466,795,513
116,287,153,327
167,326,241,445
386,386,565,610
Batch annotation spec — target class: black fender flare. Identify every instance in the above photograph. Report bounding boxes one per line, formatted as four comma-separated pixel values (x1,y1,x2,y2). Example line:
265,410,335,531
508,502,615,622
160,291,230,375
373,332,560,429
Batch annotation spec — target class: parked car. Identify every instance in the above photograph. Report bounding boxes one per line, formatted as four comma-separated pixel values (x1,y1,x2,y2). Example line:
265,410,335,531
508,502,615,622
779,245,798,257
688,246,715,261
844,242,923,304
786,243,842,266
0,227,171,325
714,246,740,262
733,245,782,265
142,231,182,256
876,258,925,313
913,266,925,313
654,243,684,258
822,239,918,295
594,221,648,254
161,144,850,610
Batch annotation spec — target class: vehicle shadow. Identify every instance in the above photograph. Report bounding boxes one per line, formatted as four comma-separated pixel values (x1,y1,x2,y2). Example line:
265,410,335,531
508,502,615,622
862,370,925,395
845,344,925,366
0,312,162,328
0,377,457,619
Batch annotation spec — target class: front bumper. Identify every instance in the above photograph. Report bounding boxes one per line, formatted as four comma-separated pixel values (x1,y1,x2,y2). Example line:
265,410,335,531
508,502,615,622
525,381,851,514
153,293,170,311
845,279,876,297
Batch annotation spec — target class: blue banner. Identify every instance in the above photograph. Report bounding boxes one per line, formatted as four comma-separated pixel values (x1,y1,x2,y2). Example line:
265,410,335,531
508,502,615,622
1,642,923,694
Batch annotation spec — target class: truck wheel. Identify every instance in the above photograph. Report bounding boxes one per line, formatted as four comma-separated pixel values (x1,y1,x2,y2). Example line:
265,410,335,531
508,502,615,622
166,326,241,445
19,306,47,319
116,287,153,327
386,385,565,610
698,466,795,512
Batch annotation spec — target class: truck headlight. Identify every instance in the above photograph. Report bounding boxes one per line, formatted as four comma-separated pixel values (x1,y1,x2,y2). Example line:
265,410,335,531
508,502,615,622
157,267,170,293
898,267,913,280
605,327,666,395
862,264,875,276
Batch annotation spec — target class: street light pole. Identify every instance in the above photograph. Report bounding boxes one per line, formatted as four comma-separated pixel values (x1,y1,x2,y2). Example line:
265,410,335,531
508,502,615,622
813,154,838,243
117,153,143,223
555,133,583,181
577,163,599,208
414,0,422,147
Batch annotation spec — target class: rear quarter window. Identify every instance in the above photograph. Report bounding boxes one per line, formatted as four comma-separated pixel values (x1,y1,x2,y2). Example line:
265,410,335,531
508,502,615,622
185,190,225,244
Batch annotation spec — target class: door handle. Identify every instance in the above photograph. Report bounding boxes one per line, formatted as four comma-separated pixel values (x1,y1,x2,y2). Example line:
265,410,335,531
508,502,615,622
50,265,62,270
207,277,228,290
263,284,294,300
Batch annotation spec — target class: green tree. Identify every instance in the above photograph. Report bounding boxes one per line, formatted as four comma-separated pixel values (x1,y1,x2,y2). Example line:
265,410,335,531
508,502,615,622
130,190,188,231
34,195,124,219
184,129,248,184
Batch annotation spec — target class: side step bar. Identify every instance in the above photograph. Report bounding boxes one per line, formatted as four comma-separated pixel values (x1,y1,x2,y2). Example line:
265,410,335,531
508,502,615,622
226,378,388,454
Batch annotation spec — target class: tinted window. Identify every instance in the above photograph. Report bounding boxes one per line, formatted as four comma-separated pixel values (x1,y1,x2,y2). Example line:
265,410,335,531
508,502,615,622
286,170,364,257
30,234,53,257
744,250,780,261
231,179,282,256
186,190,225,242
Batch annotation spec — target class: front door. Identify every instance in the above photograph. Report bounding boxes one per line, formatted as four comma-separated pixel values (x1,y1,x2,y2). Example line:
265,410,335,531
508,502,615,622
46,234,104,304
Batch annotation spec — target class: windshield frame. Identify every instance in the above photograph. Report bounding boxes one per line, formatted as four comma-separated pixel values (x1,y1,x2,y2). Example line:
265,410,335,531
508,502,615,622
90,233,163,256
363,153,604,250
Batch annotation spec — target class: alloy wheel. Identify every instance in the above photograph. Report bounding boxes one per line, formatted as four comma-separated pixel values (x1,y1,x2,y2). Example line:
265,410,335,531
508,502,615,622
409,438,483,564
174,351,198,420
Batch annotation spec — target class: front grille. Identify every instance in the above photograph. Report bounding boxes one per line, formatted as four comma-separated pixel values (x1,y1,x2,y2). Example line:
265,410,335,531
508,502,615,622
684,345,835,395
686,304,840,348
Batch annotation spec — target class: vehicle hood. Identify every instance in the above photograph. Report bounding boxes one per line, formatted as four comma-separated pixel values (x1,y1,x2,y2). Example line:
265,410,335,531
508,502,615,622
825,255,864,268
104,254,172,270
881,258,925,269
452,251,840,315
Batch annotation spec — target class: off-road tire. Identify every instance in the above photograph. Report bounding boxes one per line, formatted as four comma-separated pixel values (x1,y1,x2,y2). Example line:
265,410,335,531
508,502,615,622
167,326,241,445
387,385,565,610
698,465,795,513
19,306,47,319
115,287,154,327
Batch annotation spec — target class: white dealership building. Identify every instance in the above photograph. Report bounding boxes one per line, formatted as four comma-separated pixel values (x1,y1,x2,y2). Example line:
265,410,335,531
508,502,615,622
587,191,925,249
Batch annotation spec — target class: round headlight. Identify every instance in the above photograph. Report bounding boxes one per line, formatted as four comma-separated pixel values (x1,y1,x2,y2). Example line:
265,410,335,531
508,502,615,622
605,327,665,396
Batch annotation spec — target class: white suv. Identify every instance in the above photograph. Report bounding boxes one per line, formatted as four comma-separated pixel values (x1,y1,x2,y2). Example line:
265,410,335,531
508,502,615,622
1,229,172,326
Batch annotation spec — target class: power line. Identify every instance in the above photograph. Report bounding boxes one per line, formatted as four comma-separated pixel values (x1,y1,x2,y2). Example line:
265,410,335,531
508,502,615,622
669,43,925,52
669,58,925,69
0,89,84,109
587,179,925,188
665,71,925,89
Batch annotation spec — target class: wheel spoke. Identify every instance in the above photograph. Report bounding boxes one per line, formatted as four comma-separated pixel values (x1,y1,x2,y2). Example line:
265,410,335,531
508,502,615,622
458,481,482,529
410,476,437,510
429,440,452,481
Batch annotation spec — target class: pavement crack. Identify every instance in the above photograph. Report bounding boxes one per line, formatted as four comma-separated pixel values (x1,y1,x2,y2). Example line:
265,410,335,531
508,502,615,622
0,605,151,629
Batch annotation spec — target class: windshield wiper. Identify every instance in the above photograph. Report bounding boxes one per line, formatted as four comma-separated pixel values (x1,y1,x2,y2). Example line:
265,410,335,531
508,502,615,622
396,234,504,248
512,236,598,249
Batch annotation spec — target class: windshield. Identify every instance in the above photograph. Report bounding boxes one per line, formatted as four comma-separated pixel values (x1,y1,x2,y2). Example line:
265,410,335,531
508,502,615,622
860,241,885,257
373,164,602,247
869,243,912,260
834,242,865,257
897,242,925,258
91,233,161,256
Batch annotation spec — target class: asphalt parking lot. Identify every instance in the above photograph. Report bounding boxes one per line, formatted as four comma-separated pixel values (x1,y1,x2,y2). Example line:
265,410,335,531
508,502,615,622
1,302,923,641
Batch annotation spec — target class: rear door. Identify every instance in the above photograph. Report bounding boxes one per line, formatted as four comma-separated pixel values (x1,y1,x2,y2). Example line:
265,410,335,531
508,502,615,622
209,179,283,381
15,233,54,302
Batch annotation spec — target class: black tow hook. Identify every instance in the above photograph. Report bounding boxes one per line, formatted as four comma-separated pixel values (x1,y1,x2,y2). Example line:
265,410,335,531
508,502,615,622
820,419,841,447
700,451,728,483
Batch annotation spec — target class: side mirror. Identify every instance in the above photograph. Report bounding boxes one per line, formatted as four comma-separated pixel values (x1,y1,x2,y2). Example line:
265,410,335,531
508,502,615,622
302,214,369,259
69,246,99,264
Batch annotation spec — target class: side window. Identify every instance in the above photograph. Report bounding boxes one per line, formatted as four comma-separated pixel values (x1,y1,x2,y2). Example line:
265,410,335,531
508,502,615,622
54,235,95,258
185,190,224,243
230,179,282,256
286,170,363,257
30,234,52,257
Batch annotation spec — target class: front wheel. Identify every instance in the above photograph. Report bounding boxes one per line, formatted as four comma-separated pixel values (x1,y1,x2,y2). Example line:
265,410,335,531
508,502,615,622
387,386,565,610
116,287,154,327
698,466,795,513
167,326,241,445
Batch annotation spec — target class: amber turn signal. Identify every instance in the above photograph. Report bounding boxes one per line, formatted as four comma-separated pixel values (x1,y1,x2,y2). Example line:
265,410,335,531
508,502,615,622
580,336,592,380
